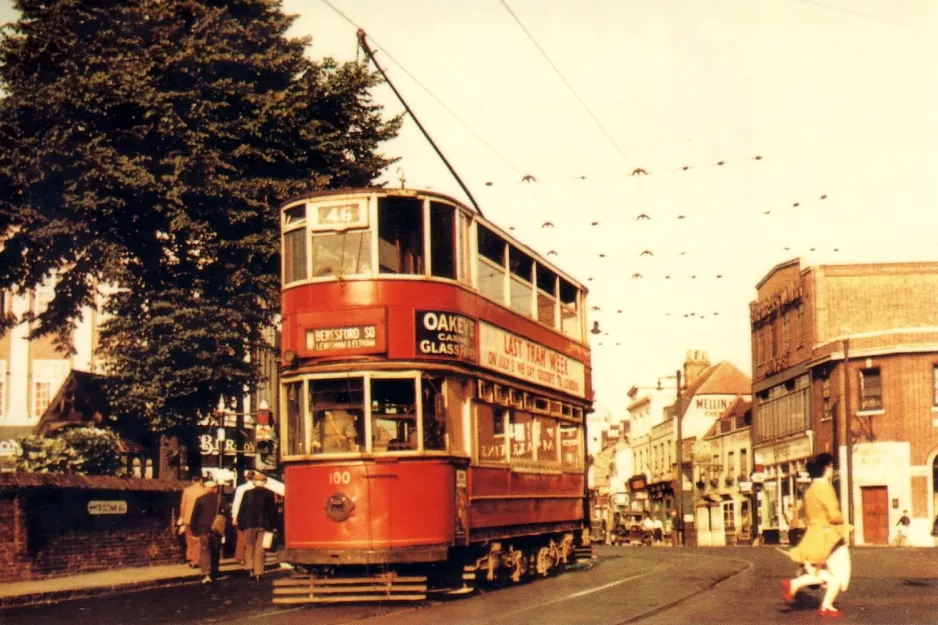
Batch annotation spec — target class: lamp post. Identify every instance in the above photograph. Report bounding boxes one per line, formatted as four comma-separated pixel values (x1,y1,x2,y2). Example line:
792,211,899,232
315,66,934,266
843,338,855,545
657,370,684,546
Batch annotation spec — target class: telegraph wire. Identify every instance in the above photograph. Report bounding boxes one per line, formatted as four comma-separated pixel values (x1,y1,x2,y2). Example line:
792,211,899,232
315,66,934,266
319,0,524,177
499,0,632,166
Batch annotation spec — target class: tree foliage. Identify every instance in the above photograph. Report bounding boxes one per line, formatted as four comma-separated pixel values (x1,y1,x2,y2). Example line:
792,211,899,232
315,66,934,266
0,0,400,433
16,427,125,475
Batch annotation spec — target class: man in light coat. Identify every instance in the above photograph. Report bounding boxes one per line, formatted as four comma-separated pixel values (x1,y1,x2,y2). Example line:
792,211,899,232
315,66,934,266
177,476,206,567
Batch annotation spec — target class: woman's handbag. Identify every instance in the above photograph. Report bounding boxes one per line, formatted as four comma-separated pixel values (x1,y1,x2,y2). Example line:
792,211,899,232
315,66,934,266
262,531,275,550
211,495,227,535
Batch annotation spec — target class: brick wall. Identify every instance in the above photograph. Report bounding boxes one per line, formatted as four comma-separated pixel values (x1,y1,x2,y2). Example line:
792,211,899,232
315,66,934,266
813,263,938,346
0,474,187,582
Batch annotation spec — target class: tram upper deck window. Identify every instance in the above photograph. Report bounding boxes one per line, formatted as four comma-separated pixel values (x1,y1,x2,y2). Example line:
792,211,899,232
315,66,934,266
509,247,534,317
310,230,371,278
378,197,424,274
310,378,364,454
536,265,557,327
457,213,472,284
429,202,456,280
283,201,308,284
559,279,580,340
477,225,506,303
370,377,417,451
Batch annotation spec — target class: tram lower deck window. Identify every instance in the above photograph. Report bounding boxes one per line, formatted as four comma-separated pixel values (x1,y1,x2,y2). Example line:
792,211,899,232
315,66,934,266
371,378,417,451
310,378,364,453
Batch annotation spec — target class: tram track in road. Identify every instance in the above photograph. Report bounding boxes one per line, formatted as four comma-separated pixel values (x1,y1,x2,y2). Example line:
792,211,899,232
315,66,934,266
612,551,754,625
213,550,754,625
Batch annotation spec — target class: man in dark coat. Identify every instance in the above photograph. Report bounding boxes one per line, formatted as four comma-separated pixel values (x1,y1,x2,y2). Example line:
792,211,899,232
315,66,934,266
191,479,228,583
236,472,277,580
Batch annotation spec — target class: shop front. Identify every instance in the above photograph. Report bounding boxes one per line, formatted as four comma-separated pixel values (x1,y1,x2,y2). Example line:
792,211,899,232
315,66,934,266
753,433,812,544
647,479,674,534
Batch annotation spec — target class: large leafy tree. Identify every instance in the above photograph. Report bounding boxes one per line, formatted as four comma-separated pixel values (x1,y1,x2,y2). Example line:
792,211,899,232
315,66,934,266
0,0,400,452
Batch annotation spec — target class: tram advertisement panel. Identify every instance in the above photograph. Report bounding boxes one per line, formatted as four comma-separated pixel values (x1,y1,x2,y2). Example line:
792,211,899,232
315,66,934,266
415,310,477,362
478,321,586,398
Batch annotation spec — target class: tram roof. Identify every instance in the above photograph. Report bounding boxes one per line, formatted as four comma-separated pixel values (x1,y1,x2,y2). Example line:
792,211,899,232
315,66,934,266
281,187,589,294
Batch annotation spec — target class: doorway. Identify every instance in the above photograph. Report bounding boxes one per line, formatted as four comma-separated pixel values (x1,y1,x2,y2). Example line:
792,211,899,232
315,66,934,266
861,486,889,545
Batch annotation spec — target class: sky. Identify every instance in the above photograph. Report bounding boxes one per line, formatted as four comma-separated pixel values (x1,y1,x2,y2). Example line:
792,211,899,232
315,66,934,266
3,0,937,418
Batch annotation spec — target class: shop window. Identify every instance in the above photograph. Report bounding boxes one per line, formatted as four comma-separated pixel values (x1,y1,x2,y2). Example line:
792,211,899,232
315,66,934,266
537,417,558,463
536,265,557,327
509,246,534,317
310,377,364,453
509,411,534,461
561,422,582,469
477,225,506,303
429,202,456,280
421,376,446,451
310,231,371,278
559,279,580,339
370,377,417,451
284,381,305,456
476,403,507,462
378,197,424,274
858,368,882,412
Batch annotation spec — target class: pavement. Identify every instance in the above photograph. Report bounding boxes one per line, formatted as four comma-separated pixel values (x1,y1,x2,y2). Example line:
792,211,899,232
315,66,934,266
0,552,286,609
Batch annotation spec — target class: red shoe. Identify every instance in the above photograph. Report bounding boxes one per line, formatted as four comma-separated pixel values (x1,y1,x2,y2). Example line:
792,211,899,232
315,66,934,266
818,607,843,619
780,579,795,602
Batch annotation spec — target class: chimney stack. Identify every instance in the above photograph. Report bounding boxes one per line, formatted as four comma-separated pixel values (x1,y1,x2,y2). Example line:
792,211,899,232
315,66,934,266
683,348,711,387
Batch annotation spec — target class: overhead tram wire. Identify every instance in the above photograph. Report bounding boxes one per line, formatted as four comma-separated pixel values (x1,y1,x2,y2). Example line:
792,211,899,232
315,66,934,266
357,30,483,217
319,0,524,179
499,0,631,167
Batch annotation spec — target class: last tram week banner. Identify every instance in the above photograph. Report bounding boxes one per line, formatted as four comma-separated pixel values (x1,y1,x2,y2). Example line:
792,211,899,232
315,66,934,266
415,311,585,398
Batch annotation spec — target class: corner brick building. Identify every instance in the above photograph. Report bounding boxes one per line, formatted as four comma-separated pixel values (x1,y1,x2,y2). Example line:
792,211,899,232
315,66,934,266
750,259,938,546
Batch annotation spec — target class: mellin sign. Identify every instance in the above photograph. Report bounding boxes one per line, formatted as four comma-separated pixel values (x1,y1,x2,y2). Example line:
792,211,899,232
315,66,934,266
415,310,477,362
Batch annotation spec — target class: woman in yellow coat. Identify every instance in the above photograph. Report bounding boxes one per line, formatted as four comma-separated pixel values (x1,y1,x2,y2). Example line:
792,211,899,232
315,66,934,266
780,453,852,619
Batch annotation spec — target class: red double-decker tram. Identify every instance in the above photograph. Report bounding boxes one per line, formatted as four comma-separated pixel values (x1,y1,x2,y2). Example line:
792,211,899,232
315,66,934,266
273,188,593,603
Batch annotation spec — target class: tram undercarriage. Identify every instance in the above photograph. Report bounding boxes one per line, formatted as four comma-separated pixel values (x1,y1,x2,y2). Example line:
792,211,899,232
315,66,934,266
272,530,593,604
